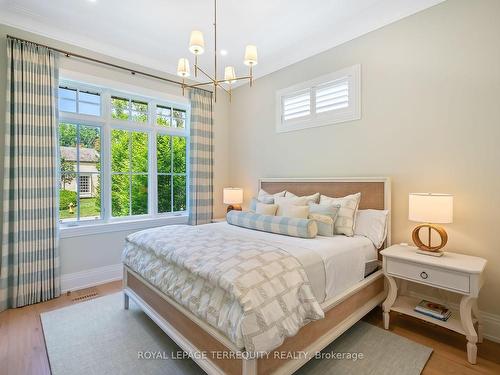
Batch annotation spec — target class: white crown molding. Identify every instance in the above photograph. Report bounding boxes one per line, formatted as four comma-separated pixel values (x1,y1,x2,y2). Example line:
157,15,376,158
1,0,445,88
0,9,180,80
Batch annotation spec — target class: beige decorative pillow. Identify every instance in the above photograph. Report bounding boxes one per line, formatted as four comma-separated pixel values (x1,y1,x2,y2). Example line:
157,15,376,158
284,191,320,204
280,205,310,219
258,189,286,201
275,196,311,216
274,193,319,216
319,192,361,236
255,202,278,216
309,213,335,237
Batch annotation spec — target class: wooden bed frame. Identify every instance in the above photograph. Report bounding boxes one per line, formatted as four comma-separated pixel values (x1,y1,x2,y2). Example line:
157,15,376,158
123,177,391,375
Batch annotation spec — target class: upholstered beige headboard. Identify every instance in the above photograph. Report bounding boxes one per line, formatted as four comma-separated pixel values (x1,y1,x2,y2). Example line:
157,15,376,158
259,177,391,246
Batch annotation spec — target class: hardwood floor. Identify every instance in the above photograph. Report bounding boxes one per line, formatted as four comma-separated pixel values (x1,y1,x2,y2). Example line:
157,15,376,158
0,281,499,375
0,281,122,375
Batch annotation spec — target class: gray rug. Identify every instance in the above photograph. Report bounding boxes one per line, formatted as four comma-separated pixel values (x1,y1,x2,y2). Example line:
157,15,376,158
41,293,432,375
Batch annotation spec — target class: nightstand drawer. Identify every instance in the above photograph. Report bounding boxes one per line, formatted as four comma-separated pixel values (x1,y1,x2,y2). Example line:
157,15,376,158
386,258,470,294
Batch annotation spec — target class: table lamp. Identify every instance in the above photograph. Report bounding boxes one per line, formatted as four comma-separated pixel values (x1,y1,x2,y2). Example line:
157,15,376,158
223,188,243,213
408,193,453,257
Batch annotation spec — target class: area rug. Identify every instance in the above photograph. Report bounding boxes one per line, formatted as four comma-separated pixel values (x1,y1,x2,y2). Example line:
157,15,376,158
41,293,432,375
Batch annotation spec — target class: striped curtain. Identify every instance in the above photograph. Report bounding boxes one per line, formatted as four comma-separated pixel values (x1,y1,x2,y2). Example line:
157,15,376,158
0,39,60,312
188,88,214,225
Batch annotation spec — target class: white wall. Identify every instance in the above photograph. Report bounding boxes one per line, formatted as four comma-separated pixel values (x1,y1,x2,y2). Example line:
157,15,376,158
228,0,500,317
0,25,230,277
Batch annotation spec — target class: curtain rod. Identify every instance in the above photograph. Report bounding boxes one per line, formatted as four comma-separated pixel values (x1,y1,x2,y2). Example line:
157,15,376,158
6,35,212,95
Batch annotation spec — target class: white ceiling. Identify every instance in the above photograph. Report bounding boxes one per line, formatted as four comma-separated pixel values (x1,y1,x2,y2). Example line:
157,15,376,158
0,0,445,84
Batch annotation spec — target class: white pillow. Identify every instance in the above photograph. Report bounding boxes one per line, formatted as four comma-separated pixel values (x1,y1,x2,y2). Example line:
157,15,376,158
319,192,361,236
255,202,278,216
280,205,310,219
284,191,320,204
354,209,389,248
275,196,311,216
258,189,286,201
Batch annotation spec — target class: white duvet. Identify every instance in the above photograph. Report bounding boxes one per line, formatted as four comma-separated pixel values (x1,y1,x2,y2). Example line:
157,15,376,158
122,223,376,352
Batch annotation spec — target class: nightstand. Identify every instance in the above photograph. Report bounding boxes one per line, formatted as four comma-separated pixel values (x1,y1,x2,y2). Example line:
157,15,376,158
211,218,226,223
381,245,487,364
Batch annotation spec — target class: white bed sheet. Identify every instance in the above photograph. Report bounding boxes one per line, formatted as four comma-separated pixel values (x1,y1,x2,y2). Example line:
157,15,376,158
207,222,377,304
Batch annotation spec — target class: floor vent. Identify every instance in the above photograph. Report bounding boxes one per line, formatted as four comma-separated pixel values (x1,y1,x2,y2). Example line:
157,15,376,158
70,287,99,302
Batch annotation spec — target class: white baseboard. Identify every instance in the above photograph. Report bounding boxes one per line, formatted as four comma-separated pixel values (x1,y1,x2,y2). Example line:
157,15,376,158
61,263,122,293
407,290,500,343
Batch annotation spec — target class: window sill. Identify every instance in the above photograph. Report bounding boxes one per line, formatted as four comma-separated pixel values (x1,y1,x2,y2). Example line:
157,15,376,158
59,214,189,239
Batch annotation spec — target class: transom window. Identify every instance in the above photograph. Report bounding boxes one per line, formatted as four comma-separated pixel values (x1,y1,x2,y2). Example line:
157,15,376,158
111,96,148,123
58,81,190,225
59,87,101,116
156,105,186,128
276,64,361,133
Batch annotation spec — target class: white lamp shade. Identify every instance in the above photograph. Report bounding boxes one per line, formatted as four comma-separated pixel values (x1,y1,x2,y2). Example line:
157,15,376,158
189,30,205,55
224,66,236,83
244,45,258,66
409,193,453,224
177,58,190,77
223,188,243,205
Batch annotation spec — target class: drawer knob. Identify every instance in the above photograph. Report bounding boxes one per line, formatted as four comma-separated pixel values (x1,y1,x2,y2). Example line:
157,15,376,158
420,271,429,279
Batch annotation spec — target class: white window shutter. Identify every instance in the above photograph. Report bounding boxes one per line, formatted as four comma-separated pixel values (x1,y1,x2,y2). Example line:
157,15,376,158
276,64,360,133
282,90,311,122
315,78,349,114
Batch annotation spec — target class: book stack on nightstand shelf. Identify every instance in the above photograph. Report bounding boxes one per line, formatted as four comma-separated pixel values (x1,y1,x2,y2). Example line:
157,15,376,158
381,244,487,364
414,300,452,321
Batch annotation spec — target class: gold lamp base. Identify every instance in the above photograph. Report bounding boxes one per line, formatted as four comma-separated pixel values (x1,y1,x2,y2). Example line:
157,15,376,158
412,223,448,256
226,204,242,213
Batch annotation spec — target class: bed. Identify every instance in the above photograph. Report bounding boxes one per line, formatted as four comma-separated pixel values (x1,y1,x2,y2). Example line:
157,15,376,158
122,177,391,375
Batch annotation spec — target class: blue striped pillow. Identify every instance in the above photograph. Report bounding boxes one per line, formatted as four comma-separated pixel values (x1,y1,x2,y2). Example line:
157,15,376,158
226,211,318,238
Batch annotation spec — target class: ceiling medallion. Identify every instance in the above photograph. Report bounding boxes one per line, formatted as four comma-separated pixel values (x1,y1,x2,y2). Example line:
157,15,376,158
176,0,258,102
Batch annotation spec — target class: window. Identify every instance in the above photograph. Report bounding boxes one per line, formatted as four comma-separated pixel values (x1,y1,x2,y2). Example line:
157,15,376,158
111,130,149,217
276,64,361,133
59,87,101,116
79,175,91,194
111,96,148,123
59,123,101,222
157,135,187,213
156,105,186,128
58,81,189,227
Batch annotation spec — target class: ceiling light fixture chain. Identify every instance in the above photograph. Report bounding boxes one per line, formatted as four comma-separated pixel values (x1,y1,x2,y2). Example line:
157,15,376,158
176,0,258,102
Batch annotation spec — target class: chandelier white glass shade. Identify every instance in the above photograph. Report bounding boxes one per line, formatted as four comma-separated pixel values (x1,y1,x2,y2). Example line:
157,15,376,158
224,66,236,84
189,30,205,55
176,58,190,78
176,0,258,102
244,45,258,66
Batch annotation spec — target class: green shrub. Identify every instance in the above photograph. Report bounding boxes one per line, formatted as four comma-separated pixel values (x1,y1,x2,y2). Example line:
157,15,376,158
60,190,77,210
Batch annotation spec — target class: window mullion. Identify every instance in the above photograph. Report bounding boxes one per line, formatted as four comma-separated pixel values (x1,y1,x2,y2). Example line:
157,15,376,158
170,136,174,213
76,124,81,221
103,90,112,222
149,102,157,217
128,134,132,216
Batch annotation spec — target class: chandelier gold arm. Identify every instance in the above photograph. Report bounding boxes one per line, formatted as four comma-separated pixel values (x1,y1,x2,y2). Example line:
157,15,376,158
180,0,255,102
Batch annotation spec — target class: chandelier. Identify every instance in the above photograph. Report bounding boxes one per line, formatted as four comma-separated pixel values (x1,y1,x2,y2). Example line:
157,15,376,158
176,0,258,102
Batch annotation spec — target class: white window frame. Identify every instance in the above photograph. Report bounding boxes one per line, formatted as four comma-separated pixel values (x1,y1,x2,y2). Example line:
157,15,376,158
276,64,361,133
58,79,190,237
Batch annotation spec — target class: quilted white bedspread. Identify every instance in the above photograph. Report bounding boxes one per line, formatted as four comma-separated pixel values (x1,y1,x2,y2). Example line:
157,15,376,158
122,224,324,353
